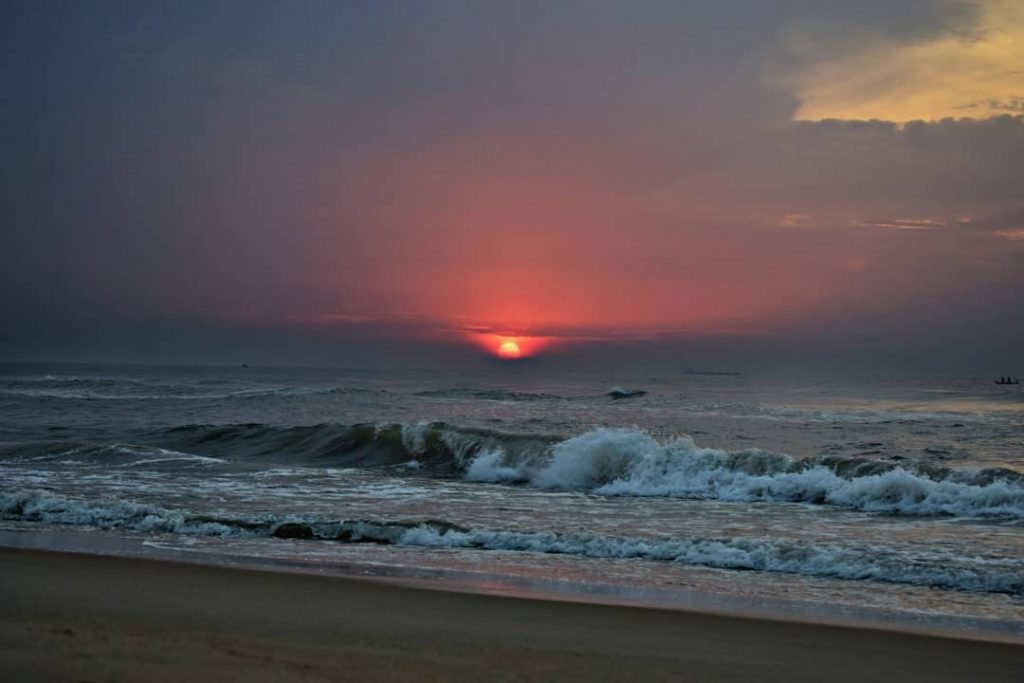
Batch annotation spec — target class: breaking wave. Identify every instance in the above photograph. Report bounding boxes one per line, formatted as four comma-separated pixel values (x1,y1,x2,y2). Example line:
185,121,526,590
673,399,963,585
151,421,559,473
3,489,1021,595
6,422,1022,518
159,421,1023,517
463,427,1024,518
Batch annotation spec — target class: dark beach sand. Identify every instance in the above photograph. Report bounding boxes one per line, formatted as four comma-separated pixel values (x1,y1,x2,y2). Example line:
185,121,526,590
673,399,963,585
1,547,1021,682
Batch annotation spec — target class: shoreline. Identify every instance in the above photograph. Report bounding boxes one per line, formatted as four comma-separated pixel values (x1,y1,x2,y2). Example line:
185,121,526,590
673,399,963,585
3,547,1022,681
3,528,1021,644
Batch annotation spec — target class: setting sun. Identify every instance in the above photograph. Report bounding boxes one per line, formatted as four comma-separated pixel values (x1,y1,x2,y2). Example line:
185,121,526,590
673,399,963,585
469,333,551,359
497,340,522,359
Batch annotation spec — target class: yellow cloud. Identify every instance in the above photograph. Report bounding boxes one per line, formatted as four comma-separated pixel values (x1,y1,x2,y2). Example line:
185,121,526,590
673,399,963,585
788,0,1024,123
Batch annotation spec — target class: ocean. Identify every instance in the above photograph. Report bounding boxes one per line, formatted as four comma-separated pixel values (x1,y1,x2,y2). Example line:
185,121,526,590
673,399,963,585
1,362,1022,637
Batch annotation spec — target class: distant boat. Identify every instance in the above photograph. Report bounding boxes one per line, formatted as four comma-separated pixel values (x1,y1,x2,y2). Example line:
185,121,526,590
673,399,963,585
995,377,1019,385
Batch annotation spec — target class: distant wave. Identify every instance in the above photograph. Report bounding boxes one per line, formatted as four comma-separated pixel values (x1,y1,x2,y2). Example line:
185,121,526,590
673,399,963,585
0,375,378,401
0,442,226,469
0,376,579,404
679,400,1011,425
415,388,567,402
745,406,1010,425
3,489,1021,595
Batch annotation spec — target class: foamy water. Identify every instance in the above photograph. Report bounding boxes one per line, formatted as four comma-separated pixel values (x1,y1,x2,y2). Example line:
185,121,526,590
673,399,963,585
1,363,1022,635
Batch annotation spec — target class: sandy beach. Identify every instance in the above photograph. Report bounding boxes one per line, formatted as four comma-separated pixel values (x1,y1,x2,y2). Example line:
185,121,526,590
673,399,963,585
0,548,1020,682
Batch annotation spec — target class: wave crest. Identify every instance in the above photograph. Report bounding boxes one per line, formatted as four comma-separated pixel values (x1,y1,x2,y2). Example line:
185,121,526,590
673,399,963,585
461,427,1024,518
3,489,1020,595
8,422,1022,518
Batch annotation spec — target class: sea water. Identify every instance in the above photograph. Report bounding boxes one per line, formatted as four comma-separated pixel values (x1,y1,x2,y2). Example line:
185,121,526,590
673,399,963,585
1,362,1022,636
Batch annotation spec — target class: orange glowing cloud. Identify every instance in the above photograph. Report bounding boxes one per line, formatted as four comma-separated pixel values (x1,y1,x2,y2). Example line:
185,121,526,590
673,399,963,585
782,0,1024,123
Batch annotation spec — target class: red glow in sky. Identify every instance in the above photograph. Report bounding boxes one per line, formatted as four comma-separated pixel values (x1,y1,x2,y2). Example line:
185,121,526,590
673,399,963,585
6,2,1021,370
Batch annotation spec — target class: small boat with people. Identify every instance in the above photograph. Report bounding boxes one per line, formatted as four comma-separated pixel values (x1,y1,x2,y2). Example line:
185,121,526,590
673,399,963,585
995,376,1020,385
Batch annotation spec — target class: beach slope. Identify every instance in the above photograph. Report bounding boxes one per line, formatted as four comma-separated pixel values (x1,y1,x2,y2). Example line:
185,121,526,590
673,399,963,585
1,548,1021,682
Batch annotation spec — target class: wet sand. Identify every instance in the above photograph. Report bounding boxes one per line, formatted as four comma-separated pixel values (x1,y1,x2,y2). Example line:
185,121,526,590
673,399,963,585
1,547,1021,682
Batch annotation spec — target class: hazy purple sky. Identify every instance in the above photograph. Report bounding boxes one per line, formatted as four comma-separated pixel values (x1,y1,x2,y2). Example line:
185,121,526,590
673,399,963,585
2,1,1022,372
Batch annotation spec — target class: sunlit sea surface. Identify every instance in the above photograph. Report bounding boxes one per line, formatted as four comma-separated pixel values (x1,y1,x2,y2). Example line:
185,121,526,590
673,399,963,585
1,363,1022,637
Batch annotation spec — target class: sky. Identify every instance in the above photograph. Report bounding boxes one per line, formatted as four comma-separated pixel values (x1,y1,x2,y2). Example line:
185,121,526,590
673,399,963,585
1,0,1022,372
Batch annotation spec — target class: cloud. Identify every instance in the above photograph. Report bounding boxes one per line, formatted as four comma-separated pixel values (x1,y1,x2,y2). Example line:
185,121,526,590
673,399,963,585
649,116,1024,230
775,215,951,232
852,218,946,231
783,0,1024,123
994,227,1024,241
778,213,815,228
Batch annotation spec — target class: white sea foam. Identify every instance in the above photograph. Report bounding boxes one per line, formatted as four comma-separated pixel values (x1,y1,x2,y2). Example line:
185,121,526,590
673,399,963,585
398,421,430,454
4,489,1020,594
115,446,226,468
1,490,241,536
465,448,522,482
460,427,1024,518
10,443,227,468
394,526,1024,595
